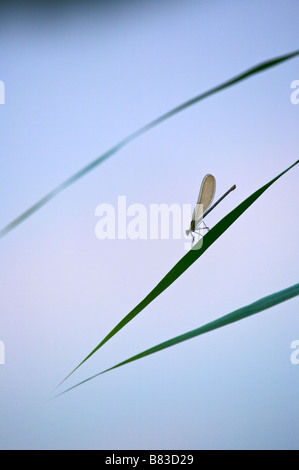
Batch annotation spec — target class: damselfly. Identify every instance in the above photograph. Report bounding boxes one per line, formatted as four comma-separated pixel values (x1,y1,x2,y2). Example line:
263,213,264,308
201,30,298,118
186,174,236,244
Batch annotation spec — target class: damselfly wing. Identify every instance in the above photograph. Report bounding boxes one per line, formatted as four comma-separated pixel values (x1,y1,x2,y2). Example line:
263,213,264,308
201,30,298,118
191,174,216,230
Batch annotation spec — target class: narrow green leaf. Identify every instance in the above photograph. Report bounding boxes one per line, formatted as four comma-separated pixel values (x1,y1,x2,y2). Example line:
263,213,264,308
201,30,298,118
58,159,299,387
1,50,299,238
53,283,299,398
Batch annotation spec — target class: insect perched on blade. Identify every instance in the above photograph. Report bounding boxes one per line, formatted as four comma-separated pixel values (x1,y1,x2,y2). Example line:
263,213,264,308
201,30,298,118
186,174,236,244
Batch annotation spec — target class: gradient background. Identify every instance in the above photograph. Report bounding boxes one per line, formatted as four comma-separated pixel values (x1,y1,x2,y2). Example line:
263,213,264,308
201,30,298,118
0,0,298,450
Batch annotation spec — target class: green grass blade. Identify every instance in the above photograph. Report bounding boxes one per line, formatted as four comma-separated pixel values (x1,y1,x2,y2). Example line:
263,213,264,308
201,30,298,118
53,283,299,398
1,49,299,239
57,159,299,387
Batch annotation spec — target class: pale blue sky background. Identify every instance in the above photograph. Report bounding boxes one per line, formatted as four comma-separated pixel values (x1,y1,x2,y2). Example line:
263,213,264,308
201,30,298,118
0,0,298,450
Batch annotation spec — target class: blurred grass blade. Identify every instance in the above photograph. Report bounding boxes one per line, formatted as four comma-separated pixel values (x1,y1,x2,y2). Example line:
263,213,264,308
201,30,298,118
1,49,299,239
54,283,299,398
57,159,299,387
